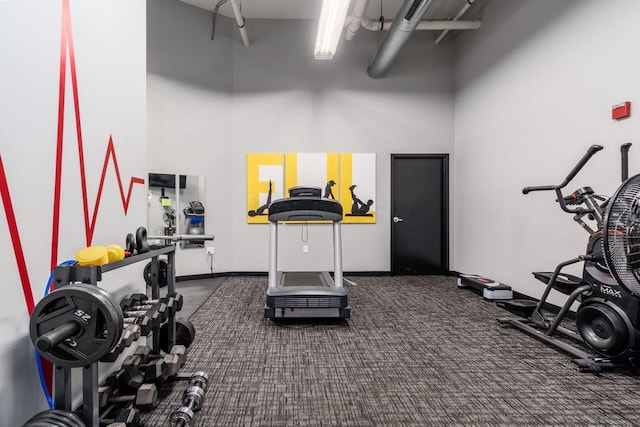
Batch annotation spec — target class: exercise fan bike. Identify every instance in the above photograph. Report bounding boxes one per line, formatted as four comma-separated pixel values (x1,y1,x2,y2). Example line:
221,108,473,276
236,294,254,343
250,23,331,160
498,143,640,372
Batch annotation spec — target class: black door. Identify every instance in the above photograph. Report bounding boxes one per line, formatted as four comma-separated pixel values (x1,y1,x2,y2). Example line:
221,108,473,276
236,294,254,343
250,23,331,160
391,154,449,275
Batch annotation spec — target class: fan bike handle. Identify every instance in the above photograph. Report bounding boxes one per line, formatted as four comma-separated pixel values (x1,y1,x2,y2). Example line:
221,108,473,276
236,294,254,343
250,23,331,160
621,142,632,182
522,145,603,195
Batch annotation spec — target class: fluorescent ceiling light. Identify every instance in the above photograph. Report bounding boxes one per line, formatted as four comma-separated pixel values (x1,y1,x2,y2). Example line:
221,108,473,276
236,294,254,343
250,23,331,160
314,0,351,60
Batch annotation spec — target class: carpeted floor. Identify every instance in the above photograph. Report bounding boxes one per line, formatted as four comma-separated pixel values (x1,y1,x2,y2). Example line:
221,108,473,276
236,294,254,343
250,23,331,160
140,276,640,426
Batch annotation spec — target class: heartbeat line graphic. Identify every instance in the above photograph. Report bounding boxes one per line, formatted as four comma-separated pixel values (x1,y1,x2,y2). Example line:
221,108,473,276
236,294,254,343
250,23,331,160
51,0,145,270
1,0,144,316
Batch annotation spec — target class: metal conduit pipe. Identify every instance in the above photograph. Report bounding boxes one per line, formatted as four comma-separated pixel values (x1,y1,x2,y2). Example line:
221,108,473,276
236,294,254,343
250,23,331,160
230,0,250,47
367,0,435,79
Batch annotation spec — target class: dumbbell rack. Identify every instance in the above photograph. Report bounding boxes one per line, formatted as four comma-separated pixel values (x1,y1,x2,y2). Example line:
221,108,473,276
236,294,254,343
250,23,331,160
51,245,177,427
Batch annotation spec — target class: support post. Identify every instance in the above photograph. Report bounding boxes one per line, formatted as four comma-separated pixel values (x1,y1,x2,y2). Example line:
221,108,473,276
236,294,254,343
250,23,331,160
268,222,278,289
333,221,343,288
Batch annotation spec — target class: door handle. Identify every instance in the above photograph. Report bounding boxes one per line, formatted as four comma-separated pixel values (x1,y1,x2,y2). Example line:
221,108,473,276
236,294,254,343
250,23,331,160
393,216,404,223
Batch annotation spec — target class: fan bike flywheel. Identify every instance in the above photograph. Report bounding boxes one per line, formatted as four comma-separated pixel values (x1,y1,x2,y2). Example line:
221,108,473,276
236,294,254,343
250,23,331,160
576,300,631,357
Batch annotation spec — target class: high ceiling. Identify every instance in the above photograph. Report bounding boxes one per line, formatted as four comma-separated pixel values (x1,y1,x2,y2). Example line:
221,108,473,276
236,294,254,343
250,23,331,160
179,0,483,24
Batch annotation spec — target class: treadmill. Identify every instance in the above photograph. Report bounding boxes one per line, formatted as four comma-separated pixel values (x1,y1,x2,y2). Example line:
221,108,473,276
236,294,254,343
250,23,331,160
264,186,351,319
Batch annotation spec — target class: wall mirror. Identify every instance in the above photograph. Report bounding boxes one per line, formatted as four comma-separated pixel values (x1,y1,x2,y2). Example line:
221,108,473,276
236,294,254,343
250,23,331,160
147,173,206,248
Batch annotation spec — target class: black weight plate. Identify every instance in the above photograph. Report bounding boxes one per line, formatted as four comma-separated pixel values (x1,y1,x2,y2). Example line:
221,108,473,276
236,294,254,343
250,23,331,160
143,260,168,288
47,410,86,427
55,409,86,427
91,285,125,333
160,318,196,353
30,410,85,427
23,419,63,427
29,284,123,367
22,410,57,427
25,410,68,427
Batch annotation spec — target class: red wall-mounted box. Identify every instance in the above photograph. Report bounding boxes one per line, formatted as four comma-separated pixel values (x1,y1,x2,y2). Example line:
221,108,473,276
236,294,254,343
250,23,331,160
612,101,631,120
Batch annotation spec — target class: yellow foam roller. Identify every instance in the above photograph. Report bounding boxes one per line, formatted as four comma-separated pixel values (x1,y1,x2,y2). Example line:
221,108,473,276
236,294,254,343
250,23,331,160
76,246,109,266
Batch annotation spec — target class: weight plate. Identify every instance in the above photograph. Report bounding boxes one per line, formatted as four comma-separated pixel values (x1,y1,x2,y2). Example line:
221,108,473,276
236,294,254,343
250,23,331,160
143,260,168,288
29,284,124,367
24,410,76,427
160,318,196,353
47,410,86,427
35,410,84,427
54,409,86,427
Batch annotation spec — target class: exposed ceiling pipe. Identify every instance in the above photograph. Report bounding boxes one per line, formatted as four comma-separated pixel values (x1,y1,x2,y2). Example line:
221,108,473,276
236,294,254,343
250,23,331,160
230,0,250,47
345,0,370,41
367,0,435,79
359,17,480,32
435,0,475,44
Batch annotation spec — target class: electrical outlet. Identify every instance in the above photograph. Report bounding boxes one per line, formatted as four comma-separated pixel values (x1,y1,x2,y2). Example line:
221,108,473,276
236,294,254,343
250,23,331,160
206,246,215,255
303,245,309,254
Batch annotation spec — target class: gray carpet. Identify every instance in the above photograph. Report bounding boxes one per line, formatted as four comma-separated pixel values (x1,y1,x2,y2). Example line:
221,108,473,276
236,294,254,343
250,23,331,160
140,276,640,426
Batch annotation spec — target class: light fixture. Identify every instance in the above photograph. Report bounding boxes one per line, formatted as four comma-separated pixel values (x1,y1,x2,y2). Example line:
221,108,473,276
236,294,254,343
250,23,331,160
314,0,351,60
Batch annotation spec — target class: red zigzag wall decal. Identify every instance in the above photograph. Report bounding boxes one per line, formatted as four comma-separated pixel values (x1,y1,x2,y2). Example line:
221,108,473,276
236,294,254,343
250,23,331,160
1,0,144,315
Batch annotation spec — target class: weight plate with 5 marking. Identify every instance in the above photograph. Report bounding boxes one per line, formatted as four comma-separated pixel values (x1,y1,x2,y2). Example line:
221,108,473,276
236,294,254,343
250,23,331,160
29,284,123,367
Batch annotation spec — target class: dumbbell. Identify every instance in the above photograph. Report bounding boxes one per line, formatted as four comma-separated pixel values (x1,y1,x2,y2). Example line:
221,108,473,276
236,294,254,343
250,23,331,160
98,383,159,411
123,309,161,336
124,301,168,324
123,293,182,309
120,324,141,347
105,367,144,393
123,293,183,317
142,358,169,385
102,406,141,427
164,345,188,377
100,325,141,363
121,351,169,386
100,340,126,363
134,344,152,362
169,372,209,427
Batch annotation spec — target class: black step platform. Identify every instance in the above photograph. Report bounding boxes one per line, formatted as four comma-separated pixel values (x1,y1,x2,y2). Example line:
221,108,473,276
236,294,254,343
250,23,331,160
457,274,513,300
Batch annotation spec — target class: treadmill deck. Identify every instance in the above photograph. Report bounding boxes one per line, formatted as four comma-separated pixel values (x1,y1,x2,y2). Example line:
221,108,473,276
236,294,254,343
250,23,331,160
265,271,350,318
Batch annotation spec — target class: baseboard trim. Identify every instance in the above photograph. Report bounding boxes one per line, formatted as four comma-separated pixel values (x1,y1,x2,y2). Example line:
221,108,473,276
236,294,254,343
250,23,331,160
176,271,398,282
176,272,266,282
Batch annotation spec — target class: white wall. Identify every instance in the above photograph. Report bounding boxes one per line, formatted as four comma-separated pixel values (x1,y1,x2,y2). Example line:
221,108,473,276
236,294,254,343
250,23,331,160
0,1,146,424
147,2,456,275
454,0,640,304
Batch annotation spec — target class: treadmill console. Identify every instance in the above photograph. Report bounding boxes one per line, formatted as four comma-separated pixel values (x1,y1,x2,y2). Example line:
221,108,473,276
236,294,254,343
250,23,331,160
268,185,342,222
288,186,322,198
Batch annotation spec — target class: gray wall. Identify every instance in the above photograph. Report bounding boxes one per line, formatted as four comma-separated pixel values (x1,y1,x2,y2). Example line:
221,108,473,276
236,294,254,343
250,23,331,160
147,0,234,274
147,0,456,275
454,0,640,304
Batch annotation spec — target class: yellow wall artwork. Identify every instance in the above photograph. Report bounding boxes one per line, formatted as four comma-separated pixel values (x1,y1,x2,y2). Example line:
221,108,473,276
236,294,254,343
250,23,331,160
246,152,375,224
